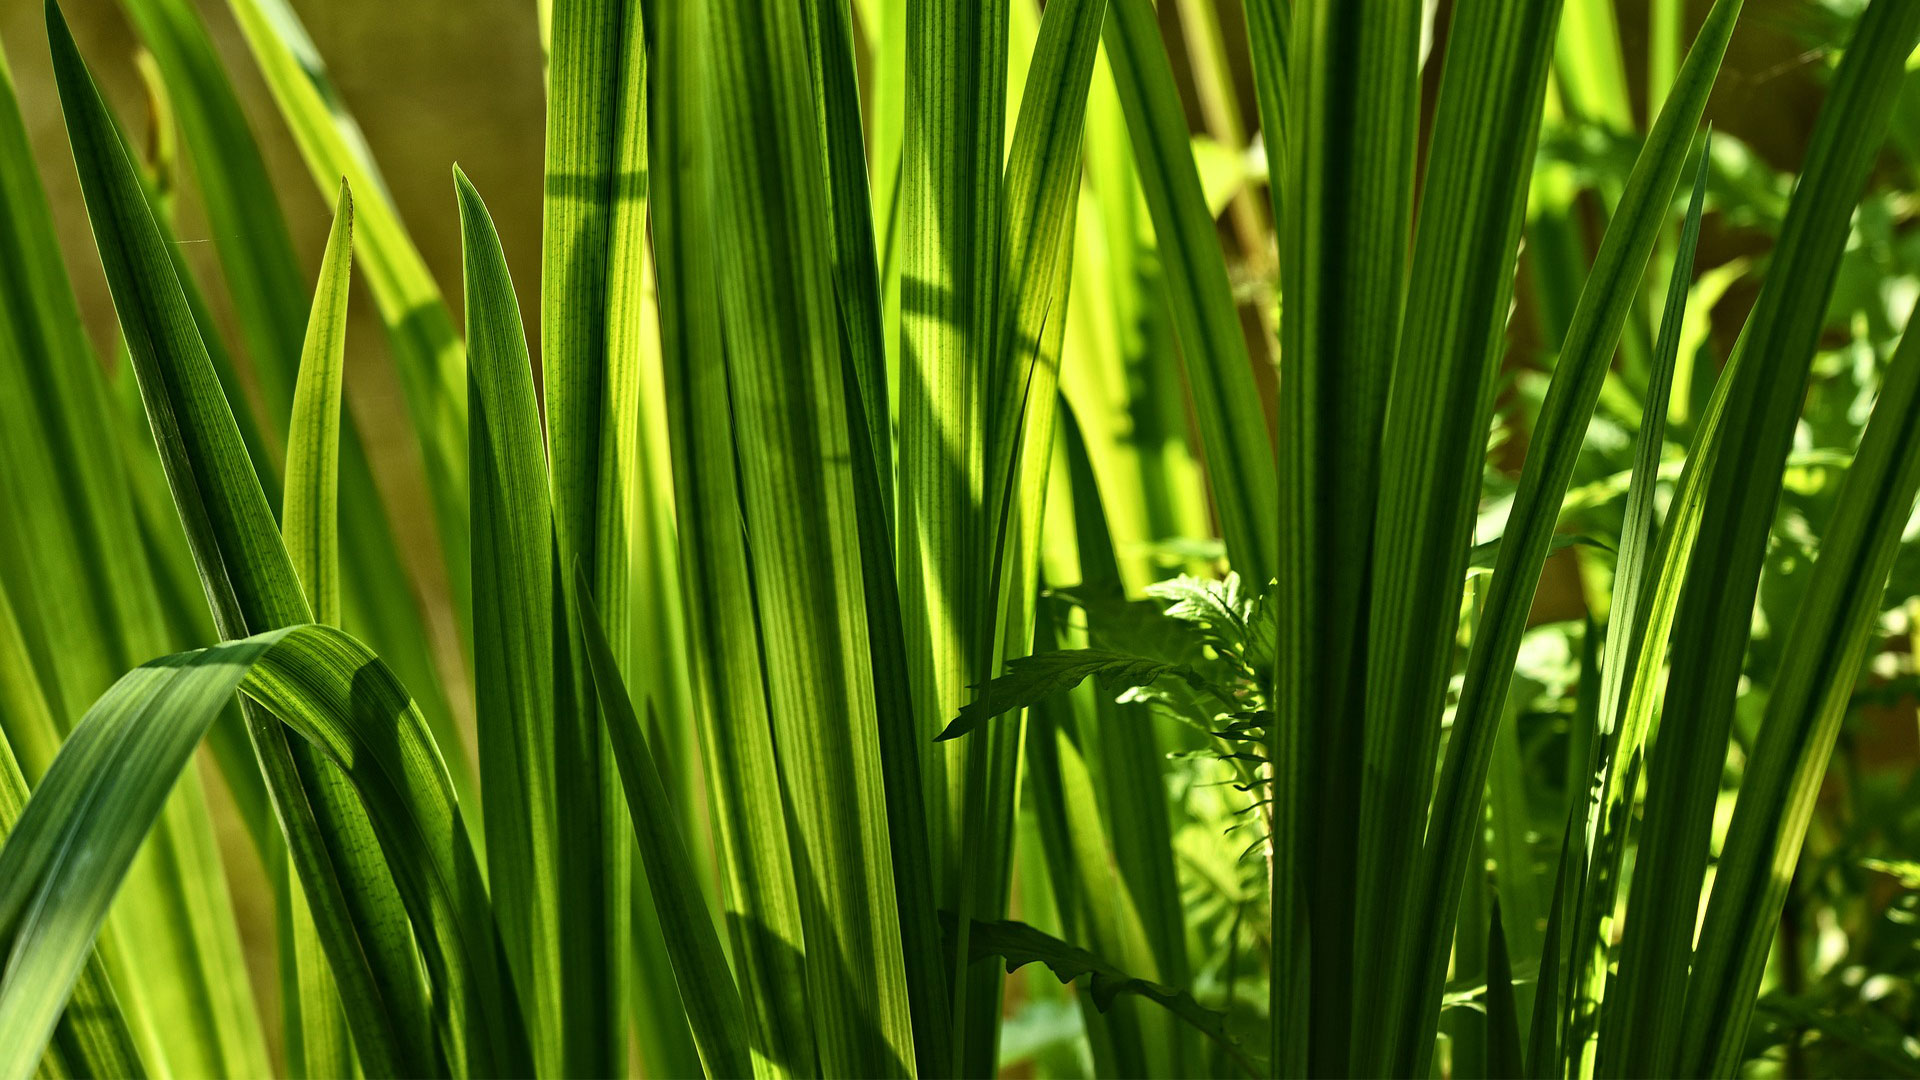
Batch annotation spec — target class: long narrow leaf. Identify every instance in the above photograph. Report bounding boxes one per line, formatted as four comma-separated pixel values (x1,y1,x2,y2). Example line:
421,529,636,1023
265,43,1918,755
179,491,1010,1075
119,0,472,801
0,624,516,1080
223,0,472,638
280,179,357,1080
0,581,143,1080
541,5,648,1065
1394,6,1738,1075
702,1,918,1071
1102,0,1276,585
284,182,354,626
0,30,265,1079
650,0,815,1070
1606,4,1920,1071
45,9,452,1070
577,571,753,1080
1682,280,1920,1078
806,0,954,1066
456,169,564,1080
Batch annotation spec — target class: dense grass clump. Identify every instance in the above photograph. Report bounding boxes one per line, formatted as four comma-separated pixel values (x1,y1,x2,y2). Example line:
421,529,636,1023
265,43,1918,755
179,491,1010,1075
0,0,1916,1077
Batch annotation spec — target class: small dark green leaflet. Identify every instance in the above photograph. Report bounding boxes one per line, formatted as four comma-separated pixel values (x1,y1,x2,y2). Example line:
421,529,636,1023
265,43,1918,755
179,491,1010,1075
942,913,1260,1079
937,649,1197,742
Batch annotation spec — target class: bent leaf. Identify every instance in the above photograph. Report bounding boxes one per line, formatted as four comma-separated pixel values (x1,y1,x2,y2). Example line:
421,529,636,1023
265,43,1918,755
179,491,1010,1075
938,650,1193,741
945,914,1259,1078
0,624,522,1079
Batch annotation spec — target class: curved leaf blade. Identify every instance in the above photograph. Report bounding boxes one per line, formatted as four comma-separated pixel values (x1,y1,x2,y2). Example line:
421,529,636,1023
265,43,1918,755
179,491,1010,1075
1396,4,1739,1074
1606,4,1920,1071
576,569,753,1080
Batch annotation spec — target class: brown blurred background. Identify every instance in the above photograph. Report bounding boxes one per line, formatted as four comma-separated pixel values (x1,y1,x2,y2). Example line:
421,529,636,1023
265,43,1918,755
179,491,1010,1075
1,0,548,529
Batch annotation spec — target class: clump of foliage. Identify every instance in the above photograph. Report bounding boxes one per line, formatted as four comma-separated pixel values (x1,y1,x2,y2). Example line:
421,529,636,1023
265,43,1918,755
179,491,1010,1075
0,0,1917,1077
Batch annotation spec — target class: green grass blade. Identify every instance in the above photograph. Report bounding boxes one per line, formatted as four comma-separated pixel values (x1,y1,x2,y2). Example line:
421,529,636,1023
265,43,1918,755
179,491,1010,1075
455,169,565,1079
1060,405,1187,990
806,0,892,522
1486,899,1525,1080
577,570,754,1080
1604,5,1920,1073
1527,619,1601,1078
1061,44,1211,585
0,583,143,1080
804,0,954,1067
1681,262,1920,1080
650,0,815,1070
949,0,1110,1067
542,1,649,1070
862,0,906,430
1243,8,1300,1071
988,0,1106,508
118,0,473,800
43,9,443,1069
1053,405,1183,1073
0,623,518,1080
1022,684,1150,1077
243,626,529,1078
1345,0,1569,1071
1553,142,1719,1080
701,0,918,1071
900,0,1007,924
1022,639,1165,1077
1244,0,1286,233
1567,328,1747,1078
0,628,290,1080
0,26,271,1080
1591,136,1714,835
223,0,471,640
624,207,712,1080
1489,687,1548,1036
1102,0,1276,586
281,179,357,1080
1280,1,1422,1070
112,0,307,416
1393,6,1737,1074
108,355,279,862
285,182,354,627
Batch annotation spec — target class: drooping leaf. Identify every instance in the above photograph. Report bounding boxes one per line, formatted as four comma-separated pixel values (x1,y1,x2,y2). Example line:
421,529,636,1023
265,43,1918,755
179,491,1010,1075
938,649,1194,741
944,914,1259,1079
0,581,143,1080
44,9,458,1070
119,0,470,803
0,625,517,1080
0,28,268,1080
